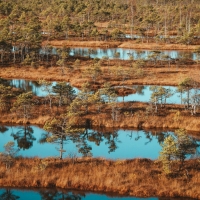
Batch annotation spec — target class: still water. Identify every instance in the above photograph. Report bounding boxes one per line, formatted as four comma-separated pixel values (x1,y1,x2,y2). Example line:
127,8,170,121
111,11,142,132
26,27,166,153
69,47,198,60
0,125,199,160
1,79,79,97
3,79,200,104
117,85,200,104
40,46,198,61
0,188,192,200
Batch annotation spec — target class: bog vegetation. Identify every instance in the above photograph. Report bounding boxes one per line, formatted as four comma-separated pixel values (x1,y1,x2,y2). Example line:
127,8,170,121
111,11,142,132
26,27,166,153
0,0,200,199
1,0,200,66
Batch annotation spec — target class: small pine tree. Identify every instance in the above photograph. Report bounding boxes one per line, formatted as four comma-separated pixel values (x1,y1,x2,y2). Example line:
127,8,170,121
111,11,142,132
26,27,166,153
159,135,177,174
159,129,198,174
0,141,19,169
175,129,197,169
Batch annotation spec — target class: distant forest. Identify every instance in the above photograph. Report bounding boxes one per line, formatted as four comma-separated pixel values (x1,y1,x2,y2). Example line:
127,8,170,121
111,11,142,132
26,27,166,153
0,0,200,61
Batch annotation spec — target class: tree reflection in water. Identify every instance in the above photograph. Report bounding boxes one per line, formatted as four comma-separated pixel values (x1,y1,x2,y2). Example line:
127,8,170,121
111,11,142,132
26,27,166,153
152,131,171,145
0,125,8,134
0,78,42,96
143,131,153,145
0,188,196,200
39,189,83,200
39,125,122,158
133,85,145,95
39,126,180,158
70,127,120,156
11,125,36,150
0,189,19,200
137,130,171,145
39,131,68,159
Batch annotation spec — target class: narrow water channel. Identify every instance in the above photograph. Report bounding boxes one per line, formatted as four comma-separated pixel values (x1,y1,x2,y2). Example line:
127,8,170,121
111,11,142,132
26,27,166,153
3,79,200,104
117,85,200,104
0,188,195,200
39,47,198,60
1,79,79,97
69,47,197,60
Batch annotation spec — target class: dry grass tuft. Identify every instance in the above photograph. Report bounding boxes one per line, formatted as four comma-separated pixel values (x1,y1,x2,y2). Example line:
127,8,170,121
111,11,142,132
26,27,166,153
0,158,200,199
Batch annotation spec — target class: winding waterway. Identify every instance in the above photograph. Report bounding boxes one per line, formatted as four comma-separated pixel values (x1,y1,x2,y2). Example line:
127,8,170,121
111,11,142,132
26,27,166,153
3,79,200,104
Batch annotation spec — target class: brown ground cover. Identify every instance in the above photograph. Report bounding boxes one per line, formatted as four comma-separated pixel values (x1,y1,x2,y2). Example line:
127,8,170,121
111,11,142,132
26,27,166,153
42,40,121,48
0,59,199,88
0,101,199,133
43,40,200,50
88,103,200,132
0,59,199,132
118,42,200,50
0,55,200,199
0,157,200,199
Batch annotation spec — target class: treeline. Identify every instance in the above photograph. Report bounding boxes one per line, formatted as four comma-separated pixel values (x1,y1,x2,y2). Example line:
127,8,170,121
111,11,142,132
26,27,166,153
1,0,200,66
0,0,200,45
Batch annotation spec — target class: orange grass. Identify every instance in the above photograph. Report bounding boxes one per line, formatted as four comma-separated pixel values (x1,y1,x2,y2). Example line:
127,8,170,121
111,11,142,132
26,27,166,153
42,40,121,48
0,157,200,199
86,103,200,132
0,101,200,133
0,60,199,88
0,59,199,131
42,40,200,50
118,42,200,50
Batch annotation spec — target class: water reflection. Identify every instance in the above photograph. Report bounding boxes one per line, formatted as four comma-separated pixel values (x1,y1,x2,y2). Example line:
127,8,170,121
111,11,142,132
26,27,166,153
0,78,45,96
39,129,72,160
117,85,200,104
0,78,168,103
0,125,8,133
0,79,79,97
2,78,200,104
0,125,199,159
0,188,195,200
70,128,120,156
69,48,197,61
125,34,178,39
39,46,198,61
11,125,36,150
39,189,83,200
0,189,20,200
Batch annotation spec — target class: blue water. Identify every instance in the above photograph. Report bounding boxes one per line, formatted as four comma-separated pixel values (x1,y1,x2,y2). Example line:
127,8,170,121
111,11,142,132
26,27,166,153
70,48,197,61
116,85,200,104
5,79,200,105
0,125,199,160
0,188,193,200
39,47,197,61
125,34,178,39
4,79,79,97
